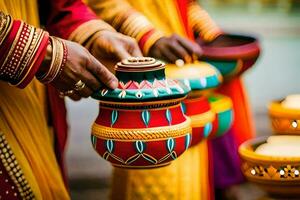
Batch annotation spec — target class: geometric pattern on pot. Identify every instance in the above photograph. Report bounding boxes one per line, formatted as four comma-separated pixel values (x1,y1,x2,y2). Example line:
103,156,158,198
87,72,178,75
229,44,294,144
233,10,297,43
239,137,300,197
91,120,192,168
92,58,190,101
200,34,260,81
91,57,192,168
207,93,234,139
165,61,222,91
269,100,300,135
95,102,186,129
91,134,192,168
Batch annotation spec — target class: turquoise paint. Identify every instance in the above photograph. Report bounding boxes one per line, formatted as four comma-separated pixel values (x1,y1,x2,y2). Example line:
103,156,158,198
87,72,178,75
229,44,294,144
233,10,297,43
216,110,234,137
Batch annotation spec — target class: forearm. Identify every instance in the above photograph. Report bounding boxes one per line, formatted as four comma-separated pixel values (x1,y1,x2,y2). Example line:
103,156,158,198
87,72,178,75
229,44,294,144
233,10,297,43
87,0,165,55
0,12,67,88
187,0,222,42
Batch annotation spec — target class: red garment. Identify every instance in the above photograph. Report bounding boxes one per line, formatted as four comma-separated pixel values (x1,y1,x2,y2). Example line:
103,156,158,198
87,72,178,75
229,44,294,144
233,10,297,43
39,0,98,183
40,0,97,39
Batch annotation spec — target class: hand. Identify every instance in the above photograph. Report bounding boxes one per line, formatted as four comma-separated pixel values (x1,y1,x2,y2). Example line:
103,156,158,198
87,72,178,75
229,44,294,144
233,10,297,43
89,30,142,60
148,34,203,64
45,40,118,101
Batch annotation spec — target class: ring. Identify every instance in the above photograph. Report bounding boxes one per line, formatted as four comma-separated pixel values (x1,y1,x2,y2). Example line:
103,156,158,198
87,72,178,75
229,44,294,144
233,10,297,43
59,90,74,98
175,59,185,67
74,80,85,91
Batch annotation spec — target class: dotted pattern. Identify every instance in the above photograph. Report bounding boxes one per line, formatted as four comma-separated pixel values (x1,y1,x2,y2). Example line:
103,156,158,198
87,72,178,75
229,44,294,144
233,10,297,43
0,133,35,199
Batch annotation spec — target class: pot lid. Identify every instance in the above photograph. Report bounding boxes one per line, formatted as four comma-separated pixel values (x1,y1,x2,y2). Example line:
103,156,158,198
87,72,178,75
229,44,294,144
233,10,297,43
92,57,190,102
165,61,222,90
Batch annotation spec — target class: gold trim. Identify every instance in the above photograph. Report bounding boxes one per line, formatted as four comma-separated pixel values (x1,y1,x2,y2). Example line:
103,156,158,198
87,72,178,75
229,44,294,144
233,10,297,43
0,22,24,73
15,30,46,86
0,14,12,46
112,162,170,169
269,101,300,118
68,19,116,45
239,137,300,164
100,102,181,111
190,110,215,127
100,96,186,107
14,25,35,79
0,133,34,199
92,118,191,140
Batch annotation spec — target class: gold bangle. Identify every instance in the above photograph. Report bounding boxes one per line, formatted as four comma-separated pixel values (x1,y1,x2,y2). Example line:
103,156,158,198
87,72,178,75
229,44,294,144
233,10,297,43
14,25,35,79
142,31,165,55
38,36,64,84
14,29,46,86
0,14,12,46
0,22,24,74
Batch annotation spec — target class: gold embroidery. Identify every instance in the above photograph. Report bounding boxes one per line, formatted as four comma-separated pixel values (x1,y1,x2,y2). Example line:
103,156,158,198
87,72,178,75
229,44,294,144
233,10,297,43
0,133,35,199
92,118,191,140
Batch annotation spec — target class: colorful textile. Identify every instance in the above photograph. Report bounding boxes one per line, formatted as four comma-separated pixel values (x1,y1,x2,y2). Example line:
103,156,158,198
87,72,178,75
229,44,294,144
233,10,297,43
0,0,106,199
89,0,256,199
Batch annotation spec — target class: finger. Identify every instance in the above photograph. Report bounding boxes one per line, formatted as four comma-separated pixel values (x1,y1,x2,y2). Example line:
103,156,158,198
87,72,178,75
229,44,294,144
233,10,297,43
75,84,93,98
161,48,180,63
77,69,102,91
177,37,203,60
169,41,191,63
130,46,143,57
87,54,118,89
115,46,132,60
69,93,82,101
129,41,143,57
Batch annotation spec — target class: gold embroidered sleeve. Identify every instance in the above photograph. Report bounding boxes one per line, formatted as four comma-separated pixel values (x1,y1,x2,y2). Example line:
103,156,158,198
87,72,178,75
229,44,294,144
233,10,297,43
187,1,222,42
68,19,116,46
86,0,166,55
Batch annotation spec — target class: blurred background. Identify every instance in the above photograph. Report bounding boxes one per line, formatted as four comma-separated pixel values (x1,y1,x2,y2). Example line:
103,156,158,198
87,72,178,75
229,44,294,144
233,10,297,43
67,1,300,199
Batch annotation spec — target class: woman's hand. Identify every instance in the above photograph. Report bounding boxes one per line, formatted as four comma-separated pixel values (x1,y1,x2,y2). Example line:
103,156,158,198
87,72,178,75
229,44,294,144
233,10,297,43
148,34,202,64
48,40,118,101
89,31,142,60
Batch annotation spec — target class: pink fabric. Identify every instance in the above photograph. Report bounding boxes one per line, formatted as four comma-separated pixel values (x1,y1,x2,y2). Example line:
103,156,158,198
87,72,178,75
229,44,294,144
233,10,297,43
41,0,97,39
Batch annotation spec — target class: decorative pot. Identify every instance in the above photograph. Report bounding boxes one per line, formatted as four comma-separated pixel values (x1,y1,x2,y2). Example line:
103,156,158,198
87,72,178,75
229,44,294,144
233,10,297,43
269,98,300,135
181,95,215,146
165,62,223,146
198,34,260,80
207,94,233,139
91,57,192,168
239,137,300,198
165,61,222,91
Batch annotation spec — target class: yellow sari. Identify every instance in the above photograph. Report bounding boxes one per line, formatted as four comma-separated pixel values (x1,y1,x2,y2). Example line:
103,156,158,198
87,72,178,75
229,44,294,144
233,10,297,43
0,1,69,199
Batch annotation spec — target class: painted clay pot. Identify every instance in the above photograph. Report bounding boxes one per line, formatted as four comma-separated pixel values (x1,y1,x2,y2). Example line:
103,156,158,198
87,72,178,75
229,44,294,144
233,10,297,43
165,62,222,146
181,95,215,146
207,94,233,139
165,62,222,91
269,99,300,135
239,137,300,198
198,34,260,80
91,57,192,168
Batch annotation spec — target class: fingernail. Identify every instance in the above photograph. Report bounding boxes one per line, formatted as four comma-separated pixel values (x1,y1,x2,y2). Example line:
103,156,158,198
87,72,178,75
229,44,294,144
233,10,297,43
110,80,119,89
184,55,192,63
192,54,198,61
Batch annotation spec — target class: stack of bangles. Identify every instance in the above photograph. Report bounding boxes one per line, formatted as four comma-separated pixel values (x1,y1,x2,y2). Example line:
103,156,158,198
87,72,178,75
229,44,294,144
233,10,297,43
0,12,80,98
36,36,67,84
0,12,50,88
